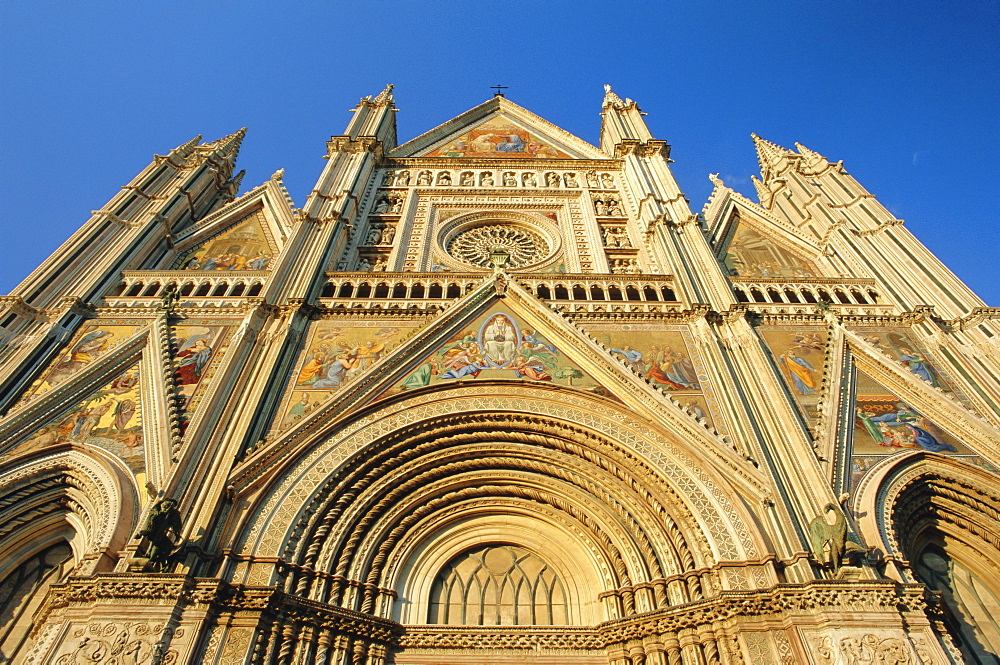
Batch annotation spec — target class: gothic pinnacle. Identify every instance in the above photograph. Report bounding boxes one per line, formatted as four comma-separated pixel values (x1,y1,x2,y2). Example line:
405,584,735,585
750,133,792,178
372,84,395,106
207,127,248,161
602,84,626,110
176,135,203,155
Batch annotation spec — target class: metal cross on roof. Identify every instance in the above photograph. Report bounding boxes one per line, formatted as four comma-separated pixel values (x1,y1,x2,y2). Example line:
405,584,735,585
490,85,508,97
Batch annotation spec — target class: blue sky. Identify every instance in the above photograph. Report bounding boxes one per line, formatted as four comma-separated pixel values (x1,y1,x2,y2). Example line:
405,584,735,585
2,2,997,304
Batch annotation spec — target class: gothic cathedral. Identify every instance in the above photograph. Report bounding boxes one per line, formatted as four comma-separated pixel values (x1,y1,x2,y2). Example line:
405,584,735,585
1,85,998,664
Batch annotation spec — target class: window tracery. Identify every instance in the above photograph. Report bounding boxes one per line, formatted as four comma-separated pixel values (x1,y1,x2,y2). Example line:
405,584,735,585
428,544,567,626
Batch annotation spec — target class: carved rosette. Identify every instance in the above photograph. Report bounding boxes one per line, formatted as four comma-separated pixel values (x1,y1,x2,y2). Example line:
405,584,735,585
436,211,562,272
446,224,548,269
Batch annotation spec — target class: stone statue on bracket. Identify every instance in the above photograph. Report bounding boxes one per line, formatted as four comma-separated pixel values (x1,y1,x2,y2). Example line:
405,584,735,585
809,503,867,573
137,498,182,572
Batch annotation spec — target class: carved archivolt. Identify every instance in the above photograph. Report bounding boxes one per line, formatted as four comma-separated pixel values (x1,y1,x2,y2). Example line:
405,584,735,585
854,452,1000,580
0,450,137,578
229,386,764,631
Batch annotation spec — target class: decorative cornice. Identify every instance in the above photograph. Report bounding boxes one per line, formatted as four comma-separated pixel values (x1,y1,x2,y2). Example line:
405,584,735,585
597,581,927,644
948,306,1000,331
851,218,905,237
326,136,384,159
0,296,44,320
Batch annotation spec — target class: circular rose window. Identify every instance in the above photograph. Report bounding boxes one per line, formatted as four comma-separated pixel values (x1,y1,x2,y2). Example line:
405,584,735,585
446,224,549,269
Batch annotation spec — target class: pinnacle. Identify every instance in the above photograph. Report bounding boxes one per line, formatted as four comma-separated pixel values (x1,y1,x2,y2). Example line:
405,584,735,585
207,127,248,161
602,84,626,110
176,135,203,154
794,142,824,160
750,133,792,177
372,84,395,106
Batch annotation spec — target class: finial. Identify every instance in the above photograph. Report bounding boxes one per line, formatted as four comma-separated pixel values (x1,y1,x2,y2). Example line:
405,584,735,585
490,84,508,97
271,168,285,182
603,84,626,109
708,173,726,189
373,84,395,105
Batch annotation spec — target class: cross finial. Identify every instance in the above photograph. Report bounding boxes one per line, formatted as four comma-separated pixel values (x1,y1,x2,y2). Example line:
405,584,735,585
490,85,508,97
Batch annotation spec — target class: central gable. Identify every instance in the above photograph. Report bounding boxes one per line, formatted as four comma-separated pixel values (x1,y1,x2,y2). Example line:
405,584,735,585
424,114,574,159
392,98,608,160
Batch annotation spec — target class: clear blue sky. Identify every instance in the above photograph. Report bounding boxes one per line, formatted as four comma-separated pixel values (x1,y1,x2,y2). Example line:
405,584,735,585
2,2,997,304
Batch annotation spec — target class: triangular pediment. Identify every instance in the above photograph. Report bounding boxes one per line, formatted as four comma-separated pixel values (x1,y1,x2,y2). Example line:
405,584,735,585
833,329,1000,493
243,275,766,499
711,195,828,279
160,178,295,271
0,327,169,505
391,98,608,160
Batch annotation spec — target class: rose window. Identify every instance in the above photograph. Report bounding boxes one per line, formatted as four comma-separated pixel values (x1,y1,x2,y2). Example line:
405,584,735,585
446,225,549,269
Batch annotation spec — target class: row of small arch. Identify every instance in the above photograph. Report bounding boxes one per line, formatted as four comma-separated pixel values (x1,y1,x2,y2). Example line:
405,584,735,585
114,280,264,298
734,285,879,305
322,281,678,302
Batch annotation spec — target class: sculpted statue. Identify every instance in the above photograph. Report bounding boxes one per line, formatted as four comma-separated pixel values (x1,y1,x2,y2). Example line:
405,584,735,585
595,199,608,216
382,170,395,186
601,173,615,189
460,171,474,186
389,195,403,214
545,172,560,188
503,172,517,187
522,172,537,187
381,225,396,245
417,170,432,186
358,257,372,271
138,498,182,572
480,171,494,186
437,171,452,186
564,172,579,187
607,199,623,216
373,197,390,214
395,170,411,186
159,284,180,311
809,503,866,572
586,170,599,188
366,226,383,246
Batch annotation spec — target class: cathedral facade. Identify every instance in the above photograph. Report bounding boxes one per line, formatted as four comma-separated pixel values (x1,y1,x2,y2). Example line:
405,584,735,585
1,85,998,664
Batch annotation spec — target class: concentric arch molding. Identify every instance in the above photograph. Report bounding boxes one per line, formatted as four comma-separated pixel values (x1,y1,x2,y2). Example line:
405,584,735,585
235,385,756,564
436,210,563,272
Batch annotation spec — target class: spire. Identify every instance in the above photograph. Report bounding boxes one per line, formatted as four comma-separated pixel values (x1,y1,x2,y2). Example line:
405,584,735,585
794,142,824,160
372,83,395,107
599,84,652,153
206,127,248,161
175,134,203,156
751,133,794,180
751,175,771,205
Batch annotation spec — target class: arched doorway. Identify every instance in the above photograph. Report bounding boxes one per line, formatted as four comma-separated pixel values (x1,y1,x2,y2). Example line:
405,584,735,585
857,452,1000,663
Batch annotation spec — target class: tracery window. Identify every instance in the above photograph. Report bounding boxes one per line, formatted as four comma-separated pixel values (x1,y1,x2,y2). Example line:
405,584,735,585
428,544,567,625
